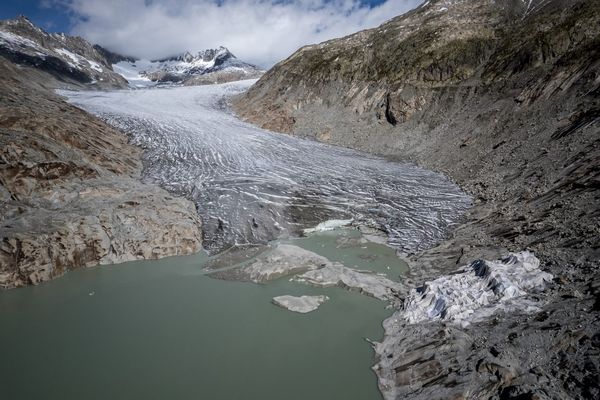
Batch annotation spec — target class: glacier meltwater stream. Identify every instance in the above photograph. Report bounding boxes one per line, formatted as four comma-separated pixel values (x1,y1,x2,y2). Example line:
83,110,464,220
0,81,471,400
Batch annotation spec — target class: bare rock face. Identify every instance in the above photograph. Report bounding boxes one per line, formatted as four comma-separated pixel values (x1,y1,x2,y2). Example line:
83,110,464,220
0,59,202,288
234,0,600,397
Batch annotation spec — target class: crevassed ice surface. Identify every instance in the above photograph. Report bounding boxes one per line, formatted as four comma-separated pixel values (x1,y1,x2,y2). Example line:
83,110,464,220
64,80,471,254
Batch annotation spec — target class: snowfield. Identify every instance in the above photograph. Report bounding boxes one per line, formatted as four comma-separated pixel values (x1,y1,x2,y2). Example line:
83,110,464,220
64,81,471,254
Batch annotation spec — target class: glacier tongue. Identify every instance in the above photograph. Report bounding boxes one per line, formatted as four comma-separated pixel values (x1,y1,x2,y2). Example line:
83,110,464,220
402,251,553,327
63,81,471,255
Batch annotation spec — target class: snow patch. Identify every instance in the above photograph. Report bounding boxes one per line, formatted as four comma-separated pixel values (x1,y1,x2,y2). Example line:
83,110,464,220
88,60,103,72
0,31,43,51
113,60,155,87
55,48,104,72
55,48,82,64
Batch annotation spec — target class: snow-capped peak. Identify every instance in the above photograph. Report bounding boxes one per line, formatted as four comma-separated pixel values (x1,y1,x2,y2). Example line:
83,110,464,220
152,46,236,73
113,46,263,87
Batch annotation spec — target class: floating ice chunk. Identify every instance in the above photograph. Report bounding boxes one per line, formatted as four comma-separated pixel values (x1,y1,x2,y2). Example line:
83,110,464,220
402,251,552,326
208,244,330,283
304,219,353,234
272,295,329,313
294,264,402,301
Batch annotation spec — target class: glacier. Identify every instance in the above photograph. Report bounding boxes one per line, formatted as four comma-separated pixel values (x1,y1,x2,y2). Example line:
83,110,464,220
63,80,471,255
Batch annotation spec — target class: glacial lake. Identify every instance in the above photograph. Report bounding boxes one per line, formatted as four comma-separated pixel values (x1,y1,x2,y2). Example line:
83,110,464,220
0,228,407,400
0,80,470,399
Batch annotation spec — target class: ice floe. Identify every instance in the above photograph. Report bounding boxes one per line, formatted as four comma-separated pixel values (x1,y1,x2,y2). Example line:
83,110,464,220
272,295,329,313
209,244,330,283
294,264,403,301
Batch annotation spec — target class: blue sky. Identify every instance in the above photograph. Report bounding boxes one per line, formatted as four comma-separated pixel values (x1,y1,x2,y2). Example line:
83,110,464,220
0,0,391,32
1,0,420,65
1,1,71,31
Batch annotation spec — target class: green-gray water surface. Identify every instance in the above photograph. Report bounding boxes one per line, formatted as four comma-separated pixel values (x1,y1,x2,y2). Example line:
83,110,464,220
0,229,406,400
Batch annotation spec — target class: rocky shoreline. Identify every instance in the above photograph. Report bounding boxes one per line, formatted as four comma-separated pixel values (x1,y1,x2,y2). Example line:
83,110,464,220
233,0,600,398
0,58,202,288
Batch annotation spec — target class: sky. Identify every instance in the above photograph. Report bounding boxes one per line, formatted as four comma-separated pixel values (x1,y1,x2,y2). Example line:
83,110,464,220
1,0,422,67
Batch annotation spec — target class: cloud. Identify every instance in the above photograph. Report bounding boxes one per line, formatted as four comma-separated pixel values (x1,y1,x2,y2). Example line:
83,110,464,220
53,0,421,67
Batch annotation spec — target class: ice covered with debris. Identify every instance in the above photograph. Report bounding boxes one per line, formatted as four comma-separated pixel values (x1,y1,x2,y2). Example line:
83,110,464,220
272,295,329,313
402,251,553,326
294,264,403,301
227,244,330,283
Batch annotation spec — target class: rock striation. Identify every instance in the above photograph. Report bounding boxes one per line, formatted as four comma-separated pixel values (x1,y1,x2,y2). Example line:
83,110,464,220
0,57,202,288
234,0,600,398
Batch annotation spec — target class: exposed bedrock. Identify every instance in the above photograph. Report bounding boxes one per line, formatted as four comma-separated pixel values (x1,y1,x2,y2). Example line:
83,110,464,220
0,59,202,288
234,0,600,397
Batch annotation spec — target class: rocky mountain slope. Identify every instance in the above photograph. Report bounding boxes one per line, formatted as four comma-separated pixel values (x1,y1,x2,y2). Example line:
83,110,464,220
0,16,127,89
113,46,263,86
234,0,600,398
0,56,202,288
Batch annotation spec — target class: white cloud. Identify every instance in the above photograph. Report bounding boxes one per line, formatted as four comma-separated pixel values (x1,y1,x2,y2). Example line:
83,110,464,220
56,0,421,67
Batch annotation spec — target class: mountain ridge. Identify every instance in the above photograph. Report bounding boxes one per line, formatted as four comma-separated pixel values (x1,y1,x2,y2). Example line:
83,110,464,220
0,15,128,89
0,16,262,88
124,45,264,85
